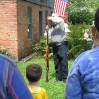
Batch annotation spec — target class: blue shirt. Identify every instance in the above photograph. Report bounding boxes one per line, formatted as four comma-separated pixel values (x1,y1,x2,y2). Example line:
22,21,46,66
65,46,99,99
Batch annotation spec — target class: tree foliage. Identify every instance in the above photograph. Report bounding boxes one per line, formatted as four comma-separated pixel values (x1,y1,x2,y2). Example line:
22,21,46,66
68,10,94,25
68,0,99,12
67,0,99,25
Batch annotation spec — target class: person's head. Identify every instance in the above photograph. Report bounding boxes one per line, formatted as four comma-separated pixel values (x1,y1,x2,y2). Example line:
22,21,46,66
94,8,99,32
92,8,99,41
51,13,59,25
26,64,42,83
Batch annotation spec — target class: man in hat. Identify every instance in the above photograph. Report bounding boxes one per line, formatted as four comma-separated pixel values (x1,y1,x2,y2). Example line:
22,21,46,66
45,13,68,83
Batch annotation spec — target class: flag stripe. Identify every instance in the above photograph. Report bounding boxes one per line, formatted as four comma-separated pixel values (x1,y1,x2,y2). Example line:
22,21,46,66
53,0,68,17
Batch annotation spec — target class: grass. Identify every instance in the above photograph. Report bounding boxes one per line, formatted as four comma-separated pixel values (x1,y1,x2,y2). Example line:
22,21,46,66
17,57,73,99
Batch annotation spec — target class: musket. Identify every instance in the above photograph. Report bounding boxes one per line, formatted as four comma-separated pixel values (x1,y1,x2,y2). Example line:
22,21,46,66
45,27,49,82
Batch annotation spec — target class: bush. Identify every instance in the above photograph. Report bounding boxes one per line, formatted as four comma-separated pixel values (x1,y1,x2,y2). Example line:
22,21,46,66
32,37,53,58
0,49,12,57
67,23,93,59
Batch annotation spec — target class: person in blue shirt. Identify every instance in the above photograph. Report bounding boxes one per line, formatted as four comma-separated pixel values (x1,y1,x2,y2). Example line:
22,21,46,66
65,8,99,99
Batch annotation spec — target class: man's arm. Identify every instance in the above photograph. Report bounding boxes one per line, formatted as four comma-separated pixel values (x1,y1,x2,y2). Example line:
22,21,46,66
47,16,63,23
47,16,65,31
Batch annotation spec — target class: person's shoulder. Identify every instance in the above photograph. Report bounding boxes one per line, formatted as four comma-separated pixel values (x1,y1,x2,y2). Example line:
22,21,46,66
40,87,47,92
80,47,99,57
40,87,46,90
76,49,89,57
74,49,93,62
75,47,99,64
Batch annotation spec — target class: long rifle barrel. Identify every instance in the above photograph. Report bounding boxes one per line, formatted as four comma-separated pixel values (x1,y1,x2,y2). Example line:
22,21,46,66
45,29,49,82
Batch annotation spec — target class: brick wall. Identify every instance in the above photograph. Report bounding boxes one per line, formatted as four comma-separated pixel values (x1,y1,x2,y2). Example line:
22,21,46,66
0,0,18,60
0,0,51,61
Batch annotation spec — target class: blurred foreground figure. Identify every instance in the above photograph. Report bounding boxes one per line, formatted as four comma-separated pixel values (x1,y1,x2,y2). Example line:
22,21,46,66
0,54,33,99
65,8,99,99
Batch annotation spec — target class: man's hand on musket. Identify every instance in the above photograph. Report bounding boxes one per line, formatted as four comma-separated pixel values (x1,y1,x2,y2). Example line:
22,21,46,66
45,25,49,31
47,16,51,20
44,25,49,38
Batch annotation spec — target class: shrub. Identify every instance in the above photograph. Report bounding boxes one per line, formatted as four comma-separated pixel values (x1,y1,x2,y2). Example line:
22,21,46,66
67,23,92,59
32,37,53,58
0,49,12,57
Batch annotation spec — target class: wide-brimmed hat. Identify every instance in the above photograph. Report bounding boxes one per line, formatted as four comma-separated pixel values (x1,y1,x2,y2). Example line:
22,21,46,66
51,13,59,17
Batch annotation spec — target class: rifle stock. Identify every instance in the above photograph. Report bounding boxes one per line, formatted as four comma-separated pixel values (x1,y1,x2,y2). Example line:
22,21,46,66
46,48,49,82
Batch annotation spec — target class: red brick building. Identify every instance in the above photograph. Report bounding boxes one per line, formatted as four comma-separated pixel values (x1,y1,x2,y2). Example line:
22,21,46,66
0,0,53,61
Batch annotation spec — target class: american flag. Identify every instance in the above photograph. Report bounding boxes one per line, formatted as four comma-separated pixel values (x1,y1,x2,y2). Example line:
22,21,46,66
53,0,68,17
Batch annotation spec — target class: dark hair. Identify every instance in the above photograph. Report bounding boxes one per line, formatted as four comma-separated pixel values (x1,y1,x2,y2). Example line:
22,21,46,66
94,8,99,32
26,64,42,82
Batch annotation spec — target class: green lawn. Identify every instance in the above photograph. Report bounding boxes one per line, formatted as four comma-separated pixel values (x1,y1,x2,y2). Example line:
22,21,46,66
17,58,73,99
